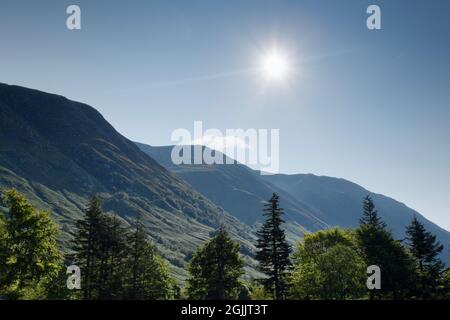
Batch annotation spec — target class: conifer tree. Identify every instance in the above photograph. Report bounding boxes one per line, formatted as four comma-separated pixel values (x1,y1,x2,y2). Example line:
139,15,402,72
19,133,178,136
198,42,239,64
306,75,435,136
255,193,291,300
356,195,416,299
406,217,445,299
186,227,244,300
126,219,174,300
71,195,105,300
98,214,130,299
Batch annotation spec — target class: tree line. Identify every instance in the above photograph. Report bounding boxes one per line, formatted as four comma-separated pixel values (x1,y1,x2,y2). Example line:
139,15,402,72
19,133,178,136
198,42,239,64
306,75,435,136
0,190,175,299
0,189,449,300
186,194,449,300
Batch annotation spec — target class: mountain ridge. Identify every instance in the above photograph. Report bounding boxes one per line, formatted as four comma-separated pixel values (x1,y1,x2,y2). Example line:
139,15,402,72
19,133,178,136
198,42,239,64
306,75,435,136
137,143,450,263
0,83,257,280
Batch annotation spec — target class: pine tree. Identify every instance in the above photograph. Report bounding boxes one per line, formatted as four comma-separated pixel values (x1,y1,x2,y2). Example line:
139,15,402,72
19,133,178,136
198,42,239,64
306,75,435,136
186,227,244,300
356,195,416,299
126,219,175,300
406,217,445,299
360,195,386,229
71,195,105,300
0,189,62,297
98,214,130,299
255,193,291,300
72,197,176,300
128,220,148,299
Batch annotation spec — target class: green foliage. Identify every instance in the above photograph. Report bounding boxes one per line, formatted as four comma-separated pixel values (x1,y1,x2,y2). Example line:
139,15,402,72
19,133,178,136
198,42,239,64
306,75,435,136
0,213,8,289
406,217,445,299
186,227,244,300
126,220,175,300
356,195,416,299
71,196,176,300
0,189,63,299
443,262,450,299
290,228,366,300
248,282,272,300
255,193,291,300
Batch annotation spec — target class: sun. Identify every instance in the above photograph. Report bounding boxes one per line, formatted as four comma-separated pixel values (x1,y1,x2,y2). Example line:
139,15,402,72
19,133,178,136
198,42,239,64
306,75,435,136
260,48,290,82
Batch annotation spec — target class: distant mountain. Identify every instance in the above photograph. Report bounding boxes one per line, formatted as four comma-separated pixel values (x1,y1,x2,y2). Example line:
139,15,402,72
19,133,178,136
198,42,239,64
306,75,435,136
137,143,450,263
0,83,257,280
136,144,330,241
262,173,450,262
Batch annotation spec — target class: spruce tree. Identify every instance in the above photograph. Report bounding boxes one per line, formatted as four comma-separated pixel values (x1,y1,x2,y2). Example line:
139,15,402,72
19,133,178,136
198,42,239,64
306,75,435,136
71,195,105,300
126,219,174,300
356,195,416,299
255,193,291,300
128,219,148,299
98,214,130,299
72,198,176,300
186,227,244,300
406,217,445,299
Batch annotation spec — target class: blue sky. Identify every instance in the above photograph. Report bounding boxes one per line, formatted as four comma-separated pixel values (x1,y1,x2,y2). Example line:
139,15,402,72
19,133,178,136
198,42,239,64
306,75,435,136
0,0,449,230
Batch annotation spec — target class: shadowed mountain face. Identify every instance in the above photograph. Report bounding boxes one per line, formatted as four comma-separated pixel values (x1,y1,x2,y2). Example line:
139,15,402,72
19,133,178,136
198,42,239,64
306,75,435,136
137,144,450,263
1,82,448,273
0,83,256,279
136,144,330,240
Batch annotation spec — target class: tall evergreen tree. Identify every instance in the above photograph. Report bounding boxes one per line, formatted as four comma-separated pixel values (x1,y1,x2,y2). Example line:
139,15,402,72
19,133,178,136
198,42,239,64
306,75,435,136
186,227,244,300
71,195,106,300
356,195,416,299
126,219,175,300
360,195,386,229
98,214,130,299
0,189,62,298
72,197,176,300
406,217,445,299
255,193,291,300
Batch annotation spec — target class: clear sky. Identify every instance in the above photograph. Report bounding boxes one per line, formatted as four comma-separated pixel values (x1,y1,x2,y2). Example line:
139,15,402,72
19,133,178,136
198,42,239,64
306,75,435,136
0,1,449,230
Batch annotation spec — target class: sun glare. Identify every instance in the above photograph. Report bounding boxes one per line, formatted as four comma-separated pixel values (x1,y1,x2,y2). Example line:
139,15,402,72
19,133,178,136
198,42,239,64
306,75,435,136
260,48,290,82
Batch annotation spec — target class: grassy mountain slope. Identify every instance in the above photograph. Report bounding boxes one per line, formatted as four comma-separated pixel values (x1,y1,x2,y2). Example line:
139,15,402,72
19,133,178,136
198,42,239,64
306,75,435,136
0,83,257,280
136,143,449,263
136,144,330,241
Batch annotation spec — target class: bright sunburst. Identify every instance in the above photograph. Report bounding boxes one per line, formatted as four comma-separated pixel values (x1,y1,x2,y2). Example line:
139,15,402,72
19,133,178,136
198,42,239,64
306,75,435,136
260,48,290,82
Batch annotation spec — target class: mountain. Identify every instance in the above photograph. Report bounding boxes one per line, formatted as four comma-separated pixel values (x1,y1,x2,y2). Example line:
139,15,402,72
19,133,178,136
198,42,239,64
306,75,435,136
137,144,450,263
136,144,330,241
0,83,257,280
262,173,450,262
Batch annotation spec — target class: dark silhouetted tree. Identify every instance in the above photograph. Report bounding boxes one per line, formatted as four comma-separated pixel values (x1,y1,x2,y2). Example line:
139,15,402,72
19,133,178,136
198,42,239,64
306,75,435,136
255,193,292,300
356,195,416,299
406,216,445,299
71,196,105,300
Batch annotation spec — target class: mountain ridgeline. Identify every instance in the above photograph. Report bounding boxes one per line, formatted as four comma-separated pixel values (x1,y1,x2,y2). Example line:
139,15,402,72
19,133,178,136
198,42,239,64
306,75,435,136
137,144,450,263
0,83,256,279
0,82,448,277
